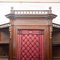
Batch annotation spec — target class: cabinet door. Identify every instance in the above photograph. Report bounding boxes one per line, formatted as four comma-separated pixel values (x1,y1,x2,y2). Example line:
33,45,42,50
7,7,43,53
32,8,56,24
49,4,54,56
16,29,44,60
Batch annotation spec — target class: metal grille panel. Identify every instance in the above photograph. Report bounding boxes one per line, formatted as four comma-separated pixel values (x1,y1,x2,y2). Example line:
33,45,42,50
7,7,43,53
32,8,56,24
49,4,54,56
16,30,44,60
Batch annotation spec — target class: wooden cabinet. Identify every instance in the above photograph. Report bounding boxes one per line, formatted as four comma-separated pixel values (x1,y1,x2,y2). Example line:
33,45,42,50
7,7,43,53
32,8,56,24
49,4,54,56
53,45,60,60
0,28,9,60
52,27,60,60
6,7,57,60
0,44,9,60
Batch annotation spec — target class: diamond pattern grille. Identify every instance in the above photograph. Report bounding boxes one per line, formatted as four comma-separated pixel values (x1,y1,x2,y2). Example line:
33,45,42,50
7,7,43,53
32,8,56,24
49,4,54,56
16,30,44,60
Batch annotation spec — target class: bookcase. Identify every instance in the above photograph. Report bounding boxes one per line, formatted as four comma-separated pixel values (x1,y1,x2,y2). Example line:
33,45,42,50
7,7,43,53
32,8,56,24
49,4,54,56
5,7,57,60
52,27,60,60
0,27,9,60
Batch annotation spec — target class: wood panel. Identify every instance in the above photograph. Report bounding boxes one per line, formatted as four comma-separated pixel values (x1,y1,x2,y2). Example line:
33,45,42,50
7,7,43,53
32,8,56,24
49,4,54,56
0,28,9,60
9,25,51,60
6,9,56,60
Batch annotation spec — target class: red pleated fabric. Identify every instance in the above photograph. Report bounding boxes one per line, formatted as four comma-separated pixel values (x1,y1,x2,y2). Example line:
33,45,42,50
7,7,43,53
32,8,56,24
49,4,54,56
16,30,44,60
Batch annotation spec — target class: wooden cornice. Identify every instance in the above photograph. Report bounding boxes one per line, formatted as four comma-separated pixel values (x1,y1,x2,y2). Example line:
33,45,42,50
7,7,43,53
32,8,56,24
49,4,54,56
5,7,57,19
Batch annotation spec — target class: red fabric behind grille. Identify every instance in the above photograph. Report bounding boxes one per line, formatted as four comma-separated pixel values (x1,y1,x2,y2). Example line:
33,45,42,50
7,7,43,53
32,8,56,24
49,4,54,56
16,30,44,60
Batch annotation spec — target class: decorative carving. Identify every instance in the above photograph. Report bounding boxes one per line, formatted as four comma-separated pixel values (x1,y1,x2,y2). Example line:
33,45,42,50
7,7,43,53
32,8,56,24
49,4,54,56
50,26,53,40
10,7,52,15
9,26,12,39
11,7,14,14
